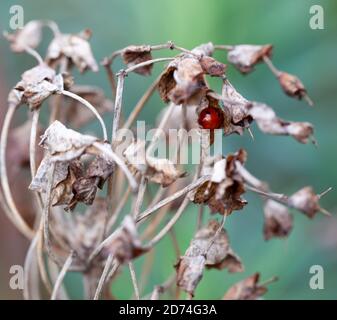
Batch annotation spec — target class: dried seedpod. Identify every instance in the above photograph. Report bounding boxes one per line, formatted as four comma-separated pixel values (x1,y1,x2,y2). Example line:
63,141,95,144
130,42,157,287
123,140,185,187
190,149,248,215
46,29,98,72
121,45,153,75
4,20,43,53
263,200,293,240
176,220,243,296
278,72,309,102
227,44,273,73
223,273,276,300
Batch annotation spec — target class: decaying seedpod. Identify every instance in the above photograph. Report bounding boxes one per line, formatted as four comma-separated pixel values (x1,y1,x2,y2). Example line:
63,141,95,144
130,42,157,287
121,45,153,75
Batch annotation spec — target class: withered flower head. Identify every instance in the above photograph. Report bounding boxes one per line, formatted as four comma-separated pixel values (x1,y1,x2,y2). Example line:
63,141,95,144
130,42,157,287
263,200,293,240
4,20,43,52
176,219,243,296
223,273,275,300
46,29,98,72
190,149,248,215
121,45,153,75
102,216,148,264
13,64,63,109
123,140,185,187
227,44,273,73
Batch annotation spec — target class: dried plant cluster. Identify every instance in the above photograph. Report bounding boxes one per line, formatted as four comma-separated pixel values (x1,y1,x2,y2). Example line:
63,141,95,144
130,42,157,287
0,20,332,300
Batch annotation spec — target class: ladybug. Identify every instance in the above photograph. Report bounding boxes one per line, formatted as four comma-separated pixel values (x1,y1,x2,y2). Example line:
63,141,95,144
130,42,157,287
198,107,224,130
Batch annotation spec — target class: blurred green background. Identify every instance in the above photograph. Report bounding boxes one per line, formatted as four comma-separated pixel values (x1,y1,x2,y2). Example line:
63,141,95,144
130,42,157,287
0,0,337,299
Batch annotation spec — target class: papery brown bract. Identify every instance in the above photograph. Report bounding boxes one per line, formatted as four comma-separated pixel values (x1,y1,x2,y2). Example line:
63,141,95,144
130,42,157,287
278,72,307,100
13,64,63,109
223,273,270,300
190,150,247,215
263,200,293,240
46,30,98,73
122,45,153,75
124,140,185,187
4,20,43,52
227,44,273,73
176,220,243,296
288,187,324,218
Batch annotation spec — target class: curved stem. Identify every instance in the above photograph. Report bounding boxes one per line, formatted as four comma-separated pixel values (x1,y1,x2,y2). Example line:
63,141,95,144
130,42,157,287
124,57,174,75
42,20,61,37
51,251,74,300
22,45,44,65
93,254,114,300
59,90,108,140
0,104,34,239
23,234,41,300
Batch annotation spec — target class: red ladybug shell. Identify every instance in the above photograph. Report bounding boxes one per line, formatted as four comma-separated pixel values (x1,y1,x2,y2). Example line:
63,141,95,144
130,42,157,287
198,107,224,130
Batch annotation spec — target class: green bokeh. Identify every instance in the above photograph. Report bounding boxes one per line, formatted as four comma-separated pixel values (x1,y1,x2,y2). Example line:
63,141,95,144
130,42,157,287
0,0,336,299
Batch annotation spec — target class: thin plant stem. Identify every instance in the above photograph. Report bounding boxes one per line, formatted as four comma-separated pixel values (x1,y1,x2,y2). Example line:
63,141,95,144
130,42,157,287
59,90,108,140
23,234,40,300
129,262,140,300
132,176,147,219
196,205,204,231
51,251,74,300
93,254,113,300
0,103,34,239
213,44,234,51
22,45,44,65
136,175,210,223
262,55,281,77
107,186,131,231
124,58,174,75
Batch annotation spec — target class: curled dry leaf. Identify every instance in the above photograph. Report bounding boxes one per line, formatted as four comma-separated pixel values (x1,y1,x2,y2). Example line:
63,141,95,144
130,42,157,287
102,216,148,264
12,64,63,109
263,200,293,240
46,29,98,72
60,85,113,128
39,120,98,161
121,45,153,75
278,72,307,101
223,273,272,300
158,43,223,105
124,140,185,187
227,44,273,73
288,186,329,219
176,220,243,296
248,102,314,143
190,149,247,215
4,20,43,52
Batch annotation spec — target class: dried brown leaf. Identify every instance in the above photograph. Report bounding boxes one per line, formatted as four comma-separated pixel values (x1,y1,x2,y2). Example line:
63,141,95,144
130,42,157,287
278,72,307,100
122,45,153,75
227,44,273,73
46,30,98,72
